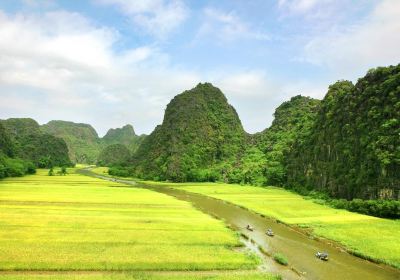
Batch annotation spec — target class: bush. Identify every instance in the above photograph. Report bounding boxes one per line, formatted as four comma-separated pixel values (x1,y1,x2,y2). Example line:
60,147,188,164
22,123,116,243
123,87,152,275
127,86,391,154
0,163,6,179
61,166,67,175
0,153,36,179
108,166,131,177
302,190,400,219
273,253,288,265
187,168,220,182
4,158,26,177
24,161,36,174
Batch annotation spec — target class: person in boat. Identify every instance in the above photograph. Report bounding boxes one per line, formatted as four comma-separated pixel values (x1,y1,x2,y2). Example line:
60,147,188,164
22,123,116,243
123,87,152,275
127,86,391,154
316,252,329,260
246,224,254,231
266,228,274,236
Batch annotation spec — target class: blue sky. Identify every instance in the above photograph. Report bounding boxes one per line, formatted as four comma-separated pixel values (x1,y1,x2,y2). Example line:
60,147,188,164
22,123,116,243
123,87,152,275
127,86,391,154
0,0,399,135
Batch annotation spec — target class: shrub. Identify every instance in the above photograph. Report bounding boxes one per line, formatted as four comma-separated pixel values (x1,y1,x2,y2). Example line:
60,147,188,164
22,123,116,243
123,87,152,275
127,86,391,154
0,163,6,179
108,166,131,177
23,161,36,174
273,253,288,266
61,166,67,175
4,158,26,177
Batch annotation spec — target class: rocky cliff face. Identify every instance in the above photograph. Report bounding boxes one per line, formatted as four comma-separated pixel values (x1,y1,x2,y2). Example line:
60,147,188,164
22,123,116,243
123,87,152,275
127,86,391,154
287,64,400,199
41,120,100,164
132,83,246,181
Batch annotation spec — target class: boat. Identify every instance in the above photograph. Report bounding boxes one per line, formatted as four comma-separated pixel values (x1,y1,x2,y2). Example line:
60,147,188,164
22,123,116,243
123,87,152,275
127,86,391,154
266,228,274,236
246,224,254,231
316,252,329,261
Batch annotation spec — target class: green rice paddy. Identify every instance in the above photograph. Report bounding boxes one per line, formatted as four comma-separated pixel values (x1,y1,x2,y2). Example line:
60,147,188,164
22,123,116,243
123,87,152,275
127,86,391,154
0,169,279,279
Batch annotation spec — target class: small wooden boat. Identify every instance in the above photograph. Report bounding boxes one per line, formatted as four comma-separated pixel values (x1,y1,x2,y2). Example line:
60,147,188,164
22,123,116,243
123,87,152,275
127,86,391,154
316,252,329,261
246,224,254,231
266,228,274,237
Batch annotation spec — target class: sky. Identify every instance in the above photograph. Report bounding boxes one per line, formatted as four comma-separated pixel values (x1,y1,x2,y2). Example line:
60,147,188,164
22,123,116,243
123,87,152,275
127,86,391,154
0,0,399,136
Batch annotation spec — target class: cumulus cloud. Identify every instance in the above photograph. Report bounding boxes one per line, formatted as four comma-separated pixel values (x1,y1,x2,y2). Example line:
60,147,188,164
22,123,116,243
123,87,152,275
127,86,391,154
207,71,285,133
0,10,199,135
3,3,359,136
301,0,400,78
214,71,276,98
0,6,288,135
96,0,188,38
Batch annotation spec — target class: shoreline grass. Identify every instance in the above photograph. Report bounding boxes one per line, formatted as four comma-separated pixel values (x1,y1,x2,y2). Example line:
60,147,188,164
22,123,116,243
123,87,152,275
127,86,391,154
273,254,288,266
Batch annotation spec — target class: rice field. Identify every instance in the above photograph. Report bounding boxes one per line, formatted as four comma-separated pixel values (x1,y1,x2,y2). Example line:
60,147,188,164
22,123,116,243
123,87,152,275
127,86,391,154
144,181,400,269
0,169,280,279
0,272,278,280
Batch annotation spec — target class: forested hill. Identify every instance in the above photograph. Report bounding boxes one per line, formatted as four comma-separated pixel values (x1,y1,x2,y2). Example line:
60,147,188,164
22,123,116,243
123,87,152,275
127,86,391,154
41,120,101,164
249,96,320,186
0,121,36,178
41,121,145,164
102,124,146,153
0,121,14,157
2,64,398,202
0,118,71,169
132,83,246,181
128,64,399,203
103,124,136,146
287,65,400,200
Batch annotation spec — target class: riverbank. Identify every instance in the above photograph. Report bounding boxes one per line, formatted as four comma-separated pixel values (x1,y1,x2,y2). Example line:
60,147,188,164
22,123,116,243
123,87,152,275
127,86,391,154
140,181,400,270
86,168,400,279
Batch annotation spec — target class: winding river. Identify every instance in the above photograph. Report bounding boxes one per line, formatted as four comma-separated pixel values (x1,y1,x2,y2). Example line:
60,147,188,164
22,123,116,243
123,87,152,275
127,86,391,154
79,169,400,280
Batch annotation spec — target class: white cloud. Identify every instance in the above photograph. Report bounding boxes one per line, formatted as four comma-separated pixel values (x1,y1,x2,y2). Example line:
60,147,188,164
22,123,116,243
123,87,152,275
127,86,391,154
208,71,286,133
96,0,188,38
0,10,199,135
214,71,276,98
301,0,400,78
195,8,269,43
0,6,337,136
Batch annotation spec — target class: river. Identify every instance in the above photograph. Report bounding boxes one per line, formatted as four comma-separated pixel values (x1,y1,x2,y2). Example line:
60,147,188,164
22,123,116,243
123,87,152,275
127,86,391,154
79,169,400,280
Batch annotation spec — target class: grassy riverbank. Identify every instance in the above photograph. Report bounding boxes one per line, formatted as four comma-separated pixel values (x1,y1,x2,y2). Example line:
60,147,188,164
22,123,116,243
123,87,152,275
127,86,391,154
0,169,281,279
141,181,400,269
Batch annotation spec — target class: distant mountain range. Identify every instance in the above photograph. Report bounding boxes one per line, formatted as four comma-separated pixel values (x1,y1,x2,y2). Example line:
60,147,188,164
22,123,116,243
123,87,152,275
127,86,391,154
1,117,146,166
41,120,146,164
1,63,398,200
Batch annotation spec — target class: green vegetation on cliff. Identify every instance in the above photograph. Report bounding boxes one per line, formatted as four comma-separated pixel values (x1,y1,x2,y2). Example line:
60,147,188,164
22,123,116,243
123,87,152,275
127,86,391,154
97,144,131,167
2,64,398,207
0,121,14,157
41,120,100,164
1,118,71,168
133,83,246,181
102,124,146,153
287,65,400,200
42,121,145,164
230,95,320,186
0,122,36,178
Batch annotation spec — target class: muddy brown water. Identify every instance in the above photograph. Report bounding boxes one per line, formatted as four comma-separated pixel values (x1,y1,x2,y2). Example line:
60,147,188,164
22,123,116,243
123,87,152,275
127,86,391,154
79,169,400,280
